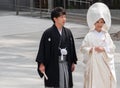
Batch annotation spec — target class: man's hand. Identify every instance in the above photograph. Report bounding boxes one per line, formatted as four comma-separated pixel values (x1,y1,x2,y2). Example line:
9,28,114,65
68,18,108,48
39,63,45,73
71,63,75,72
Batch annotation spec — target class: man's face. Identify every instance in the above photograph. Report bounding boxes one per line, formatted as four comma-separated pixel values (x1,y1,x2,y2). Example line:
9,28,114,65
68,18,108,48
54,15,66,26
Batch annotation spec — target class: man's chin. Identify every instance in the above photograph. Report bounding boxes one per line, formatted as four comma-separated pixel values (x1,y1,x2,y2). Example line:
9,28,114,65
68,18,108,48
62,23,65,26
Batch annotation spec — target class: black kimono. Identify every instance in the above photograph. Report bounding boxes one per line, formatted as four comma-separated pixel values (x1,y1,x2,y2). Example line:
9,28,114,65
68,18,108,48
36,24,77,87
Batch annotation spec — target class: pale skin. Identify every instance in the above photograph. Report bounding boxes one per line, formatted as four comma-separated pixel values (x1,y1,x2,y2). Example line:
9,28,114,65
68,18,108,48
89,18,105,53
39,15,75,73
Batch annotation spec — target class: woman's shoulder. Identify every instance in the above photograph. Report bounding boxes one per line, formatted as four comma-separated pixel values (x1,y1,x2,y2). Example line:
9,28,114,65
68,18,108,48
86,31,94,36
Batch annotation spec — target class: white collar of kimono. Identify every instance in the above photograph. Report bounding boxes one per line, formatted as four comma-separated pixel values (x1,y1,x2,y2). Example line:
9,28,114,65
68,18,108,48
94,30,105,37
87,2,111,32
58,28,62,35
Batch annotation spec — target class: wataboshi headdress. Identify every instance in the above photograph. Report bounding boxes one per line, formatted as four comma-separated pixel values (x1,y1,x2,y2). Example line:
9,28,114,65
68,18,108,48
87,2,111,31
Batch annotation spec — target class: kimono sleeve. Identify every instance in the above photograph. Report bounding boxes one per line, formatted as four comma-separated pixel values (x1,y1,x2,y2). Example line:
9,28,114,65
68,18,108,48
80,33,92,55
69,31,78,64
36,31,46,63
104,33,116,61
105,33,116,53
35,31,46,78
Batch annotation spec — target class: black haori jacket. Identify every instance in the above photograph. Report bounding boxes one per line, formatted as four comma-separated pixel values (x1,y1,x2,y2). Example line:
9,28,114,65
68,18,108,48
36,24,77,87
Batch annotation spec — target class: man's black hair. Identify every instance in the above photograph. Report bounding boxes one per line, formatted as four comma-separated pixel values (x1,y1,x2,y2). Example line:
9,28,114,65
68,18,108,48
51,7,66,23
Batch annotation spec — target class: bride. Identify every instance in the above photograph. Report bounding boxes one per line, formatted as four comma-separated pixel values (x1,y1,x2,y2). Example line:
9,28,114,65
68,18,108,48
80,2,117,88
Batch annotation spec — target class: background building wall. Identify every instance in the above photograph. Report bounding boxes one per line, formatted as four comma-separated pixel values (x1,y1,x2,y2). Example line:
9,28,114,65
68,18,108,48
0,0,119,10
0,0,15,10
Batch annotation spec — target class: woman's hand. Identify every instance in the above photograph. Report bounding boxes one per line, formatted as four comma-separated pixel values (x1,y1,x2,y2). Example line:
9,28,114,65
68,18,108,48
95,46,105,53
89,48,93,53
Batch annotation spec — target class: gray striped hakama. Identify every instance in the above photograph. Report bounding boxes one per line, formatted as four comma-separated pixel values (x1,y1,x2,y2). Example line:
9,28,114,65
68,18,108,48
59,61,69,88
45,56,72,88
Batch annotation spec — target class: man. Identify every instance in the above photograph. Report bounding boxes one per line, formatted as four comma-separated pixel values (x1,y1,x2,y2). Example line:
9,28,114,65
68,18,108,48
36,7,77,88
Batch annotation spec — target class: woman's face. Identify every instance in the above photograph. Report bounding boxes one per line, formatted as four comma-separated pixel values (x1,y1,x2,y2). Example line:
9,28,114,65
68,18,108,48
94,18,105,32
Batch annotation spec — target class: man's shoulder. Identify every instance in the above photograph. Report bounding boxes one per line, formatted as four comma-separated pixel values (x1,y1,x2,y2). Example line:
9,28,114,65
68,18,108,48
64,27,70,31
43,26,54,34
63,27,72,34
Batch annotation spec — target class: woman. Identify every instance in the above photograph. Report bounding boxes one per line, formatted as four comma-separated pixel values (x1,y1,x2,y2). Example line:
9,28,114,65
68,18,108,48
80,2,117,88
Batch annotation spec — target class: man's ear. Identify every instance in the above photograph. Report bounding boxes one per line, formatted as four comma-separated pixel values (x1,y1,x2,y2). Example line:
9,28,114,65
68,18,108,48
53,17,57,22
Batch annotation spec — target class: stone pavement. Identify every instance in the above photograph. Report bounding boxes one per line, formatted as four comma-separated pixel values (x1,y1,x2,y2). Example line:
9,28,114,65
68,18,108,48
0,15,120,88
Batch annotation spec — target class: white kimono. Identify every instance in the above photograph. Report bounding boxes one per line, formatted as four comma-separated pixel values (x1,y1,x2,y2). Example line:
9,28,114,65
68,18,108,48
80,2,117,88
80,30,117,88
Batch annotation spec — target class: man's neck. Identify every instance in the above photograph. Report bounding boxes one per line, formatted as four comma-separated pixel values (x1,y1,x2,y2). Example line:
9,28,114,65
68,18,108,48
55,23,63,31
